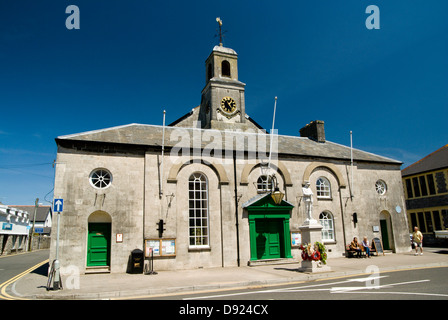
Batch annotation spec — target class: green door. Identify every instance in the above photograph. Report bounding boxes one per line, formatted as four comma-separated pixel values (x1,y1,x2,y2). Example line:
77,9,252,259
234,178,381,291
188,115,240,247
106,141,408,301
380,220,390,250
87,223,111,267
255,219,283,259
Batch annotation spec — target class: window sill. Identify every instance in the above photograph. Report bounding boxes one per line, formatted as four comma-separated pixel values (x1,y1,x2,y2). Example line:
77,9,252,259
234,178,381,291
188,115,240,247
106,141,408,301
188,246,211,252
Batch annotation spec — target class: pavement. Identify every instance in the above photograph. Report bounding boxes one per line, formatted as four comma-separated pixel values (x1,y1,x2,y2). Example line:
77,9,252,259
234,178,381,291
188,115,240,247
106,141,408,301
8,248,448,300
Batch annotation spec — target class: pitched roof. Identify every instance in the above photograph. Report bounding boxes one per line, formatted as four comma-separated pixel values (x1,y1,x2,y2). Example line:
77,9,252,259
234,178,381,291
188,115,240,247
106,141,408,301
56,123,401,165
242,192,294,208
11,205,51,222
402,144,448,177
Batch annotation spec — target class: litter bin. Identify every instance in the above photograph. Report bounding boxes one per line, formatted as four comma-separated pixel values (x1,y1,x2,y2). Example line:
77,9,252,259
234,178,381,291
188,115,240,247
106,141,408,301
127,249,144,274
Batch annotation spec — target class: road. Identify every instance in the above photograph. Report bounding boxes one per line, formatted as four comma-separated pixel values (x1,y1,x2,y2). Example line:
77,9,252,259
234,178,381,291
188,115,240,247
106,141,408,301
0,249,49,300
148,267,448,301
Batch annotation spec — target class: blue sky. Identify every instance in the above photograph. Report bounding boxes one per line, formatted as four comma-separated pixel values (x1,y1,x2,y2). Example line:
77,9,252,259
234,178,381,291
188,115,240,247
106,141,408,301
1,1,447,205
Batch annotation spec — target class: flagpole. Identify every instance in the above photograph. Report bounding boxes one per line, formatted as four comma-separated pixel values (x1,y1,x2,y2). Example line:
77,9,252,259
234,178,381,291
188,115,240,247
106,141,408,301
160,110,166,198
267,97,277,191
268,96,277,170
350,130,354,198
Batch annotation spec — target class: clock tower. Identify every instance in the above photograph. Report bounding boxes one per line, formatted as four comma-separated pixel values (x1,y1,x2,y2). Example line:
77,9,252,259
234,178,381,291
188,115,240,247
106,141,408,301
198,43,247,130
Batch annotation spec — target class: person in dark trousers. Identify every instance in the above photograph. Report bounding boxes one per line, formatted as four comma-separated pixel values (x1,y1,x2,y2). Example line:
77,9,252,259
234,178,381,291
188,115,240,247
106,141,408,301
350,237,362,257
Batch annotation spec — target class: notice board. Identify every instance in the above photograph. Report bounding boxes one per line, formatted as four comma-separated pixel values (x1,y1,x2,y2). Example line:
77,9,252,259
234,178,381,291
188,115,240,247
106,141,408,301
145,239,176,258
290,231,302,247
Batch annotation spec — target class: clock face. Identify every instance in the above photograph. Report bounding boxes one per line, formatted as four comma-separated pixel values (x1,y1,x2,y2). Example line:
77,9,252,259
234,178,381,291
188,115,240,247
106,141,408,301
221,97,237,114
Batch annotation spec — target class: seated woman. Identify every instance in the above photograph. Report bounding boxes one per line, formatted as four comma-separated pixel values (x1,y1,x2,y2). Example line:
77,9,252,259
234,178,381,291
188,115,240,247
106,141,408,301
361,236,371,258
350,237,362,257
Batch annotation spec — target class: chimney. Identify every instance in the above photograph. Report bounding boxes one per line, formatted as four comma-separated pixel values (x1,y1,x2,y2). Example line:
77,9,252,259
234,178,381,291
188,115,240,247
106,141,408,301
300,120,325,143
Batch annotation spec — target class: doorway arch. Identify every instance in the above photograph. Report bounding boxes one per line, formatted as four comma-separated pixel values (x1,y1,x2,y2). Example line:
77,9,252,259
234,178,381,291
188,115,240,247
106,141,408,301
379,211,394,251
87,211,111,267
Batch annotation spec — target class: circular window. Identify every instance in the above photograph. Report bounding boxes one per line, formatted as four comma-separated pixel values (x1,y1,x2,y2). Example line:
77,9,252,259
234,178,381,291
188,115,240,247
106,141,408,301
375,180,387,195
90,169,112,189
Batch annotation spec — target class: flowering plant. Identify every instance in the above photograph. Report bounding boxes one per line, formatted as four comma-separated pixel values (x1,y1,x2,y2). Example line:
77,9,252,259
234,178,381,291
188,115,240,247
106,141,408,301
299,241,327,265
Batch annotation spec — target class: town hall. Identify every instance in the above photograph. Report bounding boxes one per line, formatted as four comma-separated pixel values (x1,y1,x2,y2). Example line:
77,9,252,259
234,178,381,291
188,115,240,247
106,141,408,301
50,30,410,274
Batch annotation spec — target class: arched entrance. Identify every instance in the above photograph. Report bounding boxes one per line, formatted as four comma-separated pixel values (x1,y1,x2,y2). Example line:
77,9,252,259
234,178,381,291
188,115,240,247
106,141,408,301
87,211,111,267
243,193,294,262
379,211,394,251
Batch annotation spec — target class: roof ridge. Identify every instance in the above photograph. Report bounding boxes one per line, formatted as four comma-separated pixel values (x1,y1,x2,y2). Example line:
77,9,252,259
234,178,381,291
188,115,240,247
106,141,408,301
402,144,448,172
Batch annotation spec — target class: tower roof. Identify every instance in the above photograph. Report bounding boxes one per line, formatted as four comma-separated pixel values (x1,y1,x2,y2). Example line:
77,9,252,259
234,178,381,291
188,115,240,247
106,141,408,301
212,45,237,56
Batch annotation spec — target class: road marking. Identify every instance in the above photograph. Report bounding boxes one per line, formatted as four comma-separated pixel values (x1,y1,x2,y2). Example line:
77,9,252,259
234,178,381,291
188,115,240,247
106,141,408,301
114,265,448,300
331,279,430,294
333,290,448,298
347,275,388,282
0,259,48,300
183,277,433,300
183,278,363,300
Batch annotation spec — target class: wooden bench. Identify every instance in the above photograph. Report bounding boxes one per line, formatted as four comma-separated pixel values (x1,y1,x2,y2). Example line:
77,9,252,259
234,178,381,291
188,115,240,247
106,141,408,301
345,245,365,258
345,238,382,258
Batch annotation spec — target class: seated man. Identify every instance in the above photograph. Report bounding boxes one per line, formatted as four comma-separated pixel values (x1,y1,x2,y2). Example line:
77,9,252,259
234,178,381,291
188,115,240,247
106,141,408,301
350,237,362,257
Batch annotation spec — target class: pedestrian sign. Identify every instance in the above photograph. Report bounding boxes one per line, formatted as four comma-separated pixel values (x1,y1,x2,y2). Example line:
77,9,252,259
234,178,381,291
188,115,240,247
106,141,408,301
54,199,64,212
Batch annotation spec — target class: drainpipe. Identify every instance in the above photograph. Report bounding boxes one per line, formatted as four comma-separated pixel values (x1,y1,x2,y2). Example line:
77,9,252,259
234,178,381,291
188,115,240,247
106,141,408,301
233,152,240,267
339,188,348,252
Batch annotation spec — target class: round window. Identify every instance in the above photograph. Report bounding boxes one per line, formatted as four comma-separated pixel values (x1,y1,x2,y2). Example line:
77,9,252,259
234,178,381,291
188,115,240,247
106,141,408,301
375,180,387,195
89,169,112,189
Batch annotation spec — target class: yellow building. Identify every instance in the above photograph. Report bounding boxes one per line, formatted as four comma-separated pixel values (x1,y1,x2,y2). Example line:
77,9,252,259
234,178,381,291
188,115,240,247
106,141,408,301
402,144,448,246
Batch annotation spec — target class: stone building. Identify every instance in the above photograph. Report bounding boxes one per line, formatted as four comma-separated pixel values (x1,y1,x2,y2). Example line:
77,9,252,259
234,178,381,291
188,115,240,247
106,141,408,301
50,43,410,274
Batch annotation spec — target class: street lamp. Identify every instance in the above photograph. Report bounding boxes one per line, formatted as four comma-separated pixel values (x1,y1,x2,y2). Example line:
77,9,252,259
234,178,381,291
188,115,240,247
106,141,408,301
270,174,284,205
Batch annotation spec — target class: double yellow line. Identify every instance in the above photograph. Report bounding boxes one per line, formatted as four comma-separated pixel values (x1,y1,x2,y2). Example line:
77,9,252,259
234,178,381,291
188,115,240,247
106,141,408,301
0,259,49,300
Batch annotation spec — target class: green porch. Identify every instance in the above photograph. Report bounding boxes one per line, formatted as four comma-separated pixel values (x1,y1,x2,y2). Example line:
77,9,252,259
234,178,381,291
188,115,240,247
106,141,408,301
243,193,294,261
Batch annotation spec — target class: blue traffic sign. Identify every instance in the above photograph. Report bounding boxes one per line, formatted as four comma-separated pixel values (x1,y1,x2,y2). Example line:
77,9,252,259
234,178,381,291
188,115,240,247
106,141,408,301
54,198,64,212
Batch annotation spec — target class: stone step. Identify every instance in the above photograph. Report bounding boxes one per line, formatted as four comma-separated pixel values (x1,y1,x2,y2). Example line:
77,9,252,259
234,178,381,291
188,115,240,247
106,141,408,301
85,266,110,274
248,258,297,267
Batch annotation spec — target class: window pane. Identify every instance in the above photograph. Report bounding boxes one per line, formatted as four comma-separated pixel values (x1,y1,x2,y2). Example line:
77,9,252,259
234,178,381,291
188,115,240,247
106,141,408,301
188,173,209,247
406,179,413,198
319,211,334,241
412,177,421,197
427,174,436,195
419,176,428,196
417,212,426,232
316,177,331,198
442,210,448,229
433,211,442,230
410,212,418,232
425,211,433,232
257,175,272,193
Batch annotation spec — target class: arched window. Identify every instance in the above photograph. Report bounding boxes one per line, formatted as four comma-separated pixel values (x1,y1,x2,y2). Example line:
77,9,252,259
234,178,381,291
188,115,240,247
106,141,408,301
256,175,273,193
207,63,213,81
188,172,209,247
316,177,331,198
319,211,334,241
221,60,231,77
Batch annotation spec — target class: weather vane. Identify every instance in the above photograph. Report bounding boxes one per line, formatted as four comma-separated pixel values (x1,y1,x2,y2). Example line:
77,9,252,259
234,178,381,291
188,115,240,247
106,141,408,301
215,17,227,46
